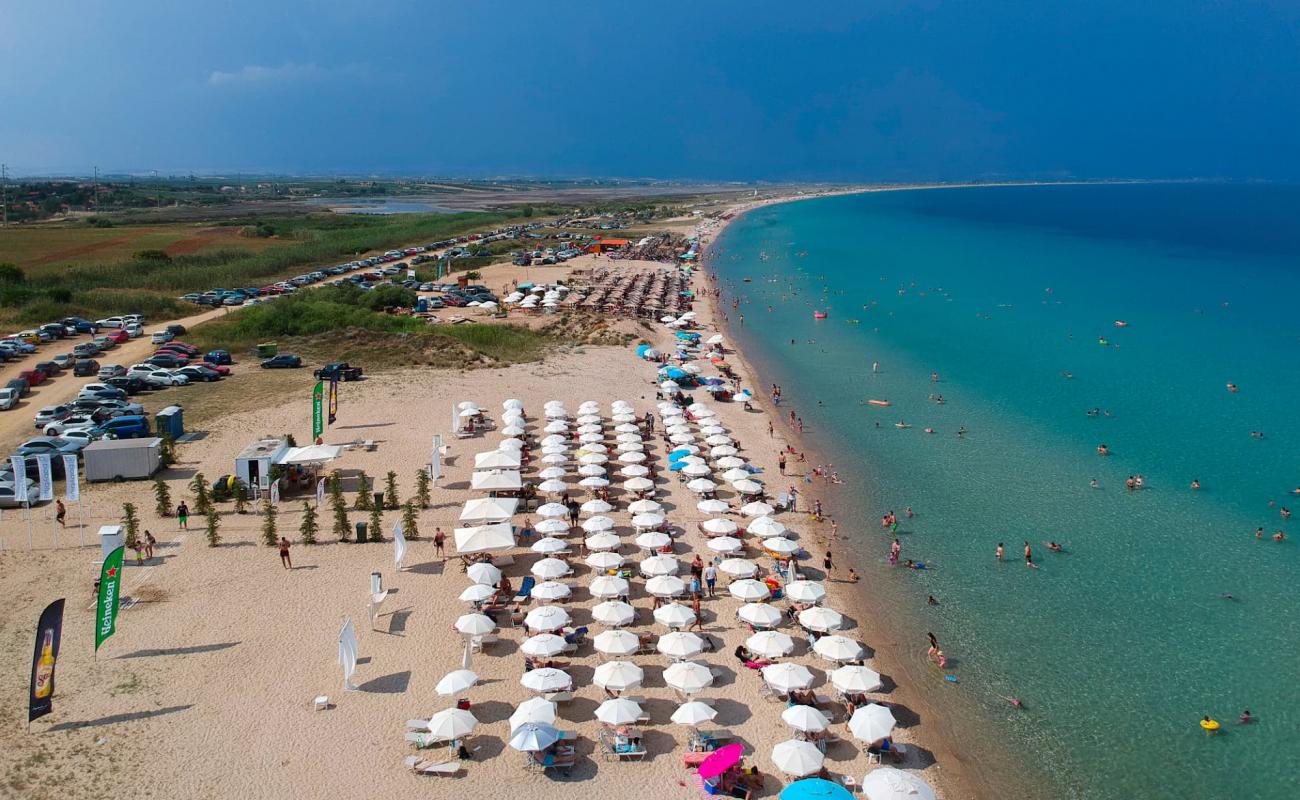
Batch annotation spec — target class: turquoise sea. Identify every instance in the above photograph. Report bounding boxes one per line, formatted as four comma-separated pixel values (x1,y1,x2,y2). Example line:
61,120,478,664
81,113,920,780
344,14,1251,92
711,184,1300,799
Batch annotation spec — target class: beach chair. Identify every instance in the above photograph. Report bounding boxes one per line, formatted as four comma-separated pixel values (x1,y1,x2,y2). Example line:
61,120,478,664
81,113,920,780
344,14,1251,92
405,732,438,748
470,633,498,652
406,719,430,731
840,775,858,793
403,755,462,776
312,695,330,711
513,576,536,603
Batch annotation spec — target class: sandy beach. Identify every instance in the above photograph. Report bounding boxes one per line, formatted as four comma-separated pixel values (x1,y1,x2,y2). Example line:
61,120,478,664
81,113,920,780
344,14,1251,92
0,198,976,800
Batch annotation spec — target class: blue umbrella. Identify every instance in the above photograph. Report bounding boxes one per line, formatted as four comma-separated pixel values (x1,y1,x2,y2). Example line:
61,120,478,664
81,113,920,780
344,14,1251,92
779,778,854,800
636,344,652,357
669,449,691,461
668,460,687,471
661,367,687,380
675,331,700,341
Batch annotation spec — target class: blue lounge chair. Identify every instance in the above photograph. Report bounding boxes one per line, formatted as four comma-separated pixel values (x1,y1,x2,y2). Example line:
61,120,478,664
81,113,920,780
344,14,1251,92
513,576,536,603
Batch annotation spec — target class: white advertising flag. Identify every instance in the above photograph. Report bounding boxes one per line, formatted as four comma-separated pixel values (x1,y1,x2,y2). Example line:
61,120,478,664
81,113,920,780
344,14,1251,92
9,455,27,504
63,454,80,502
35,455,54,502
270,480,280,506
393,519,407,571
315,478,325,507
338,618,359,691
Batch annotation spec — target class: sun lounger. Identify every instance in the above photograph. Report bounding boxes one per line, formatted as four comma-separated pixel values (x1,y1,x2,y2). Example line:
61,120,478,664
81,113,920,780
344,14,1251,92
513,576,536,603
543,691,574,703
470,633,498,652
406,719,430,730
405,732,439,748
404,755,462,776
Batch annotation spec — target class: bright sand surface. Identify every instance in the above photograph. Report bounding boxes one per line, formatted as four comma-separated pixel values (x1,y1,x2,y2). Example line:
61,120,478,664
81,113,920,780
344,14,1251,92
0,201,974,799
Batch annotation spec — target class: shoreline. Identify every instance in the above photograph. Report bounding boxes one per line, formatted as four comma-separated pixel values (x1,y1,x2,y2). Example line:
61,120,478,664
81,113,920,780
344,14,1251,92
692,195,991,800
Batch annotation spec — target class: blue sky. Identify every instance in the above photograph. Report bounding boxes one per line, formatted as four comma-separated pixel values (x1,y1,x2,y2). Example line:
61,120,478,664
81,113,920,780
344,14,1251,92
3,1,1298,180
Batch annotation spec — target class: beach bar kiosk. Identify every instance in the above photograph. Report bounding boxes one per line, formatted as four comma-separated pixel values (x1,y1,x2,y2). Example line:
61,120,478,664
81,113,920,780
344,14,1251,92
235,437,288,492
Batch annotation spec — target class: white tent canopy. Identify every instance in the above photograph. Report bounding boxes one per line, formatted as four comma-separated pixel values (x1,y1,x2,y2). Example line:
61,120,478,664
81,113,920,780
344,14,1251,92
474,450,521,470
470,470,522,492
275,444,341,466
454,523,516,554
459,496,519,525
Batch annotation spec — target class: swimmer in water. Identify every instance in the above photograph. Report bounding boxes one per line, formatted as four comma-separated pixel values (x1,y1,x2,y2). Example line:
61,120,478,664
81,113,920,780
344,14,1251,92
1191,479,1201,491
927,595,938,605
1274,531,1286,542
1256,527,1264,539
1046,541,1063,553
1003,696,1024,709
1220,592,1235,600
957,426,966,437
1239,710,1253,724
1090,478,1098,489
1097,444,1110,456
996,542,1004,561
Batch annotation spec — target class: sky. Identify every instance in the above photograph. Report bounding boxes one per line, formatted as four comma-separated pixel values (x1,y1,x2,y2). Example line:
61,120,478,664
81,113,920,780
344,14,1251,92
3,0,1299,181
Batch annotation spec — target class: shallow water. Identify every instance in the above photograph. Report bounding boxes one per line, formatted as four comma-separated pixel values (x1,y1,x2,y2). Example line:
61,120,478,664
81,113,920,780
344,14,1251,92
712,184,1300,799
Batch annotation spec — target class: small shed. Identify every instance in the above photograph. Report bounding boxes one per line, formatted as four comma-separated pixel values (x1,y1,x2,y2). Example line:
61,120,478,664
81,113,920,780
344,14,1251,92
84,438,163,482
155,405,184,439
235,437,288,491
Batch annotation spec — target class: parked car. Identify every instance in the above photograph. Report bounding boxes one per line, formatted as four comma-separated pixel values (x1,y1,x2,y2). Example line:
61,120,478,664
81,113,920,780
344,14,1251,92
39,323,69,340
313,362,363,381
123,323,144,338
18,370,47,387
105,329,130,345
143,369,188,387
150,330,174,344
95,316,126,328
73,342,101,358
73,397,143,416
166,324,188,336
52,353,75,370
19,436,86,457
73,359,100,377
160,342,199,356
34,360,62,377
77,386,127,402
199,361,231,376
44,413,109,436
92,335,116,351
146,352,188,369
104,376,150,395
95,415,151,439
176,365,220,383
0,388,18,410
261,354,303,369
5,378,30,397
98,364,127,380
61,317,98,334
33,405,73,428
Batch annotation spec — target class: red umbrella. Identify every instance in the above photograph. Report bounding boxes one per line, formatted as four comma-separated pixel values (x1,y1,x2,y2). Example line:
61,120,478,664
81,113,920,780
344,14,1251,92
698,742,744,780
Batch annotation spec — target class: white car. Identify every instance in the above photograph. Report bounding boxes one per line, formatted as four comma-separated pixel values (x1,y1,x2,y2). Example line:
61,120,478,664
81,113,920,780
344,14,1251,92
96,316,126,329
58,429,100,446
0,388,18,410
44,417,98,436
124,323,144,338
146,369,187,387
150,330,174,344
34,405,72,428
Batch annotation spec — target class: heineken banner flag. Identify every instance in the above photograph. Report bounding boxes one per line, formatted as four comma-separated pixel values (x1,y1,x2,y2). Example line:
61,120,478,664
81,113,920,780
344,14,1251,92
312,382,324,440
29,599,65,723
9,454,27,504
328,378,338,426
63,454,80,502
95,546,125,651
36,454,53,502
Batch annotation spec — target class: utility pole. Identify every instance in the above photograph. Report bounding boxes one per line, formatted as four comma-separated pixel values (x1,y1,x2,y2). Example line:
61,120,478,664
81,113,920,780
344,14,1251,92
1,163,8,227
93,165,99,212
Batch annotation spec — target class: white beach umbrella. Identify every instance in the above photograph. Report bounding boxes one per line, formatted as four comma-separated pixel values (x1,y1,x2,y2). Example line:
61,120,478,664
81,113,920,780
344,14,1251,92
830,665,884,695
581,499,613,515
653,602,697,629
699,424,727,436
671,700,718,727
691,406,716,418
710,445,739,458
763,537,799,555
623,477,655,492
728,579,771,601
541,434,566,446
454,613,495,635
782,704,830,733
666,424,692,435
577,415,602,426
593,629,640,657
538,479,568,494
578,464,607,477
543,400,564,410
541,453,568,465
427,708,478,740
435,669,478,695
586,551,625,571
618,451,647,464
596,697,644,726
579,453,608,465
860,769,937,800
544,408,568,420
786,581,827,604
591,600,636,627
798,606,844,632
509,721,563,752
593,660,644,693
664,661,714,695
707,536,743,554
646,575,686,597
612,414,637,424
707,435,735,447
848,704,898,743
620,464,650,478
635,530,672,550
629,499,663,514
579,476,610,489
582,515,615,532
702,517,738,536
531,537,569,555
732,479,764,494
577,424,602,435
521,633,568,658
459,583,496,603
660,380,681,392
747,516,787,537
502,424,526,437
678,455,706,466
458,406,480,417
616,441,645,454
544,421,568,434
682,463,712,478
503,399,524,411
541,443,568,455
616,432,643,443
531,581,572,602
499,438,525,451
539,467,567,480
686,478,717,494
580,442,609,454
719,558,758,577
531,558,571,580
696,498,730,514
814,635,864,663
589,574,630,599
509,697,556,731
524,606,570,632
579,433,603,444
772,739,824,777
718,457,749,470
670,433,696,445
614,423,640,433
657,631,705,660
466,563,502,586
535,518,570,535
641,555,679,576
585,532,620,552
738,602,783,629
761,662,815,693
746,629,795,658
722,467,752,483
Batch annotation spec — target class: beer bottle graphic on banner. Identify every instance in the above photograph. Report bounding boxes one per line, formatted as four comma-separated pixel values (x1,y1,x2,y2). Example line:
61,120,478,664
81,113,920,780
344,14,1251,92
34,629,56,699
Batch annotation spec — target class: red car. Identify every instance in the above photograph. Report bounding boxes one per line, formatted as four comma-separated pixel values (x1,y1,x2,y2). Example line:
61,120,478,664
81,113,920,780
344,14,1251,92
19,369,47,386
106,329,130,344
260,286,284,295
200,362,232,376
158,343,199,357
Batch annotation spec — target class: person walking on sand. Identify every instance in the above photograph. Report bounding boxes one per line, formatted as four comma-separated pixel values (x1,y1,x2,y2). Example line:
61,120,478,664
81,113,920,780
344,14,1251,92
703,562,717,597
823,550,834,575
434,527,446,559
689,594,704,632
176,501,189,530
277,536,292,569
144,530,156,559
55,499,66,527
778,453,786,474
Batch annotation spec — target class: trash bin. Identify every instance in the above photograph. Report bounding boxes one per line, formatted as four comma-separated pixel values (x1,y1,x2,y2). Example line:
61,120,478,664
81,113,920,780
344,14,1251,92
370,572,382,595
373,491,385,509
256,342,278,358
355,521,368,543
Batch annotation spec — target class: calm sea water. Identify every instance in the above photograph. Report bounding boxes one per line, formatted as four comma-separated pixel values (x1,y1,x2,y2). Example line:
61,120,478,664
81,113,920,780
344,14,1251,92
712,184,1300,800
